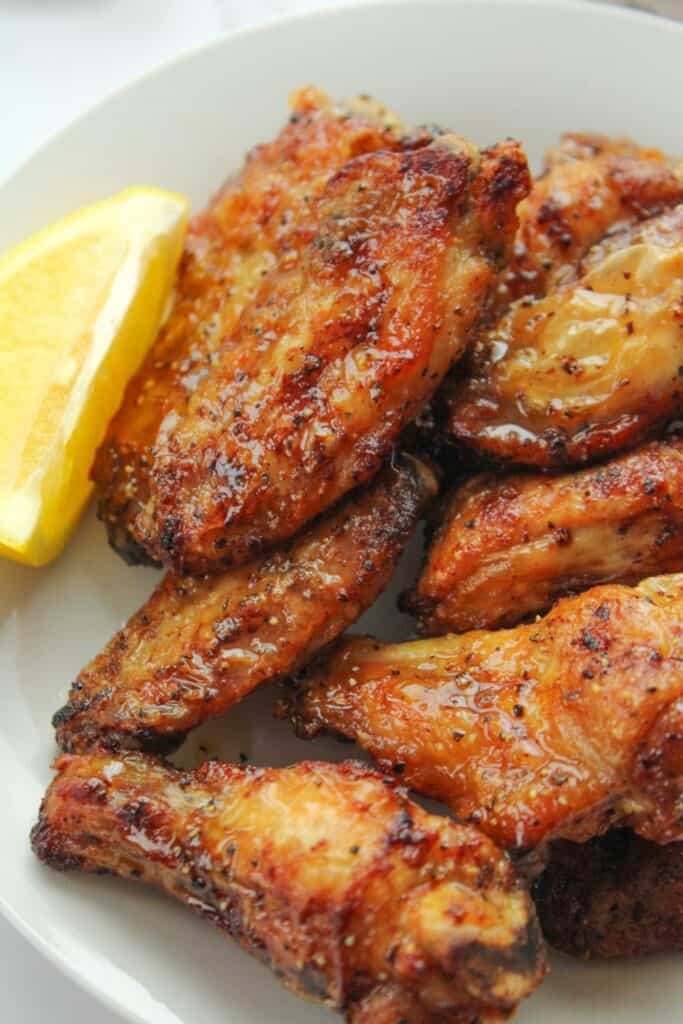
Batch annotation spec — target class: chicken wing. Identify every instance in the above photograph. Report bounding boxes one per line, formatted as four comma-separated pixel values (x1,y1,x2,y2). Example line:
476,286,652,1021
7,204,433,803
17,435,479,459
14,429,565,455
287,574,683,854
127,135,528,573
535,830,683,958
503,133,683,302
32,753,546,1023
406,437,683,634
93,87,428,565
444,138,683,468
54,454,435,754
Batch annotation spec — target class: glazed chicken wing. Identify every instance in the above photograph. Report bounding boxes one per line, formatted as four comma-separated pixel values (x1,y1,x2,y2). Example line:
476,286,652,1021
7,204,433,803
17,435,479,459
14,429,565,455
129,134,528,573
406,437,683,634
444,137,683,467
54,454,435,754
32,754,546,1023
287,574,683,854
93,87,428,564
503,133,683,302
535,830,683,959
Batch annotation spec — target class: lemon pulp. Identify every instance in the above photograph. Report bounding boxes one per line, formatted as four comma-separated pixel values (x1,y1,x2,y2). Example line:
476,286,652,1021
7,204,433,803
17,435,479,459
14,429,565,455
0,187,189,566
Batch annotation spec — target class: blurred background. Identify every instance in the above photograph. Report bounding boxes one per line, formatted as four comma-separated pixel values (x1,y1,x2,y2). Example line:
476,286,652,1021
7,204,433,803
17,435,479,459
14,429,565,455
0,0,679,1022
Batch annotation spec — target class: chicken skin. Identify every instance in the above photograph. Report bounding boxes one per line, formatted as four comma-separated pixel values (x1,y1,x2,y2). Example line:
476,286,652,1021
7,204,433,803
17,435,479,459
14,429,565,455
54,454,435,755
287,575,683,854
444,137,683,468
129,134,529,573
535,830,683,959
93,87,429,565
32,754,546,1023
406,437,683,634
503,133,683,303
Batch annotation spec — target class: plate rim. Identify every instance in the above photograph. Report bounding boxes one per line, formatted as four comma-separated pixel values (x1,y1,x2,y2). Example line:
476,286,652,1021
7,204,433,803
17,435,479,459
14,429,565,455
1,0,680,197
2,0,682,1021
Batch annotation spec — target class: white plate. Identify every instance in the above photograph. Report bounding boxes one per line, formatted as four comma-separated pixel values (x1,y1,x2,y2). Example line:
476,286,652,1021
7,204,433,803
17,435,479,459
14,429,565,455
2,1,682,1022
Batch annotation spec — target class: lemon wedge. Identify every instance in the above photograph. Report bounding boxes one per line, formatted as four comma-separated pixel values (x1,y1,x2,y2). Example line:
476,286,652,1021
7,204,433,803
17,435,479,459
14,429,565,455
0,187,189,566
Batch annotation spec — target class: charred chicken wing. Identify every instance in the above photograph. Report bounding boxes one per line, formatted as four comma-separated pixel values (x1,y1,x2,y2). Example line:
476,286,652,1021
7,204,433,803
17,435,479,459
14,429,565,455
536,830,683,959
444,138,683,467
93,87,428,564
54,455,436,754
130,135,528,572
32,754,546,1023
287,575,683,853
406,437,683,634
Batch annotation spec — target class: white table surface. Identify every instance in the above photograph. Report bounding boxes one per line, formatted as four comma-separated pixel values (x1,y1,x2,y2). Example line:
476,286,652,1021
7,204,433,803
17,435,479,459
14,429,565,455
0,0,678,1021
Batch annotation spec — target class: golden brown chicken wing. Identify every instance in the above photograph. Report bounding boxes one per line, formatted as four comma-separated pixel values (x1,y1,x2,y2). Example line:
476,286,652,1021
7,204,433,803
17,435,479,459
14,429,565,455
503,133,683,302
54,454,435,754
93,87,428,564
535,830,683,959
126,134,528,573
32,753,546,1023
406,437,683,634
287,574,683,854
444,137,683,468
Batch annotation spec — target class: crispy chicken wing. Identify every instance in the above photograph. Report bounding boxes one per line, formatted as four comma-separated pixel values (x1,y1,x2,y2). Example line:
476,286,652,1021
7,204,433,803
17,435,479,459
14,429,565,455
93,88,428,564
32,754,546,1022
503,133,683,302
535,830,683,959
54,454,435,754
444,137,683,467
287,575,683,854
128,135,528,573
406,437,683,634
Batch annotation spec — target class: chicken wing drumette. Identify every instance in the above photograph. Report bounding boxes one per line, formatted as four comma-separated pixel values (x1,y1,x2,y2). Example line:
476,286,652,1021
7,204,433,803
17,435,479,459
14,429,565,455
406,437,683,634
54,455,436,754
535,830,683,959
32,754,546,1023
444,136,683,467
287,574,683,854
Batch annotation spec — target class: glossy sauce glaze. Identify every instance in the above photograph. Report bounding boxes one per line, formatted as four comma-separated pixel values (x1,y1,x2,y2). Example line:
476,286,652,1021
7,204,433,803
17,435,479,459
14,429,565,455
445,135,683,467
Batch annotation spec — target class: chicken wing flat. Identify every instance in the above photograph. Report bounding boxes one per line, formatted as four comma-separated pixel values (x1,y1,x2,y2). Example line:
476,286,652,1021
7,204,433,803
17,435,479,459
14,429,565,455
54,454,435,755
444,138,683,468
32,753,546,1023
93,87,428,565
535,830,683,959
287,574,683,854
128,135,529,573
406,437,683,634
